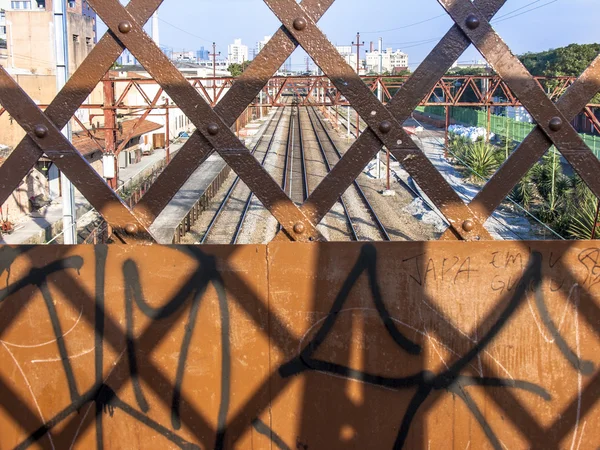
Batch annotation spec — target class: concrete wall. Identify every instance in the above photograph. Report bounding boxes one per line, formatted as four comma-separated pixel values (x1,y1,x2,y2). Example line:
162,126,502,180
4,10,54,74
67,11,95,75
2,8,94,75
0,165,48,222
0,242,597,448
0,73,56,149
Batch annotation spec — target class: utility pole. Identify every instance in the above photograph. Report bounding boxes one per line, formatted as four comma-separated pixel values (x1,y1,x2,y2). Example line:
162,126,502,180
165,98,170,163
209,42,220,105
377,37,383,179
54,0,76,244
103,77,118,189
305,56,310,74
352,32,364,137
377,37,383,101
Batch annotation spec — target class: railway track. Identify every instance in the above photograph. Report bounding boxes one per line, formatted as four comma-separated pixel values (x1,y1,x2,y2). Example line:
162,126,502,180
303,106,390,241
200,105,399,243
333,106,533,240
200,106,286,244
333,105,424,199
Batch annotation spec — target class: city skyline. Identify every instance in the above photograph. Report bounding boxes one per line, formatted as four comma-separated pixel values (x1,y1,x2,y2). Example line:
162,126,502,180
98,0,600,71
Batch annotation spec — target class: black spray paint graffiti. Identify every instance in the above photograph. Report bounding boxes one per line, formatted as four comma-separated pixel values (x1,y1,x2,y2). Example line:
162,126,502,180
252,418,291,450
278,244,593,449
0,246,234,450
0,245,596,449
122,247,231,448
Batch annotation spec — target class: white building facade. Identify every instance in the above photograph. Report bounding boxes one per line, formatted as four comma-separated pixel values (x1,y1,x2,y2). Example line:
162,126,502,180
365,48,408,73
257,35,271,54
228,38,248,64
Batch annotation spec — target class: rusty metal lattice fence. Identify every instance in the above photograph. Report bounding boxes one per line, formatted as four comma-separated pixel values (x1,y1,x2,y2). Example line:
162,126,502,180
0,0,599,448
0,0,598,244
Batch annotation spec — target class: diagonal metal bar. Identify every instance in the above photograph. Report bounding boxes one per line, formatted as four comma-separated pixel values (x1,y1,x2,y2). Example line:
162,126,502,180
133,0,335,227
0,0,162,213
439,0,600,200
87,0,325,242
72,115,105,153
0,69,154,243
115,88,163,155
440,55,600,240
269,0,506,241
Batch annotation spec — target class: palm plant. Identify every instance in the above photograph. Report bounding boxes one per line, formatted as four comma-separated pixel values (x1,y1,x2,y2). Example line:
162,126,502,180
510,170,536,209
568,188,600,240
464,140,500,180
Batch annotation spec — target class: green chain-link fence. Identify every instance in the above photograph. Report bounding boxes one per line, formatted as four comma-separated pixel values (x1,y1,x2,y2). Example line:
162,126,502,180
415,106,600,158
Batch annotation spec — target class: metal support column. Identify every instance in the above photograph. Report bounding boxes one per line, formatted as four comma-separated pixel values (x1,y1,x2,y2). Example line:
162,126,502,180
103,77,118,189
54,0,76,244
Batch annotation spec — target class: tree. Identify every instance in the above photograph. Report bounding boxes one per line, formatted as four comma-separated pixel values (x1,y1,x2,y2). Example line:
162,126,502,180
520,43,600,77
519,43,600,103
447,67,492,76
228,61,252,77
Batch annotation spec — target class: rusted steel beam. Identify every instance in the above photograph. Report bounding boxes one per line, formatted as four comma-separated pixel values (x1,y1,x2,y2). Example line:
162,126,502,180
0,67,154,243
72,114,105,152
0,0,163,243
439,11,600,240
266,0,505,241
132,0,336,229
440,0,600,199
115,88,162,155
87,0,327,242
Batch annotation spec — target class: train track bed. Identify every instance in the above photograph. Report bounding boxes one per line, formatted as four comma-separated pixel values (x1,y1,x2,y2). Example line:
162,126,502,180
301,106,388,241
179,107,285,244
330,106,439,240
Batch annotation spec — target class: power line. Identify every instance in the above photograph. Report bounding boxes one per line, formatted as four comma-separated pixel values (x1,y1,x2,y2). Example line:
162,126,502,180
158,17,212,44
368,0,562,67
362,13,447,34
489,0,545,21
361,0,558,36
491,0,559,25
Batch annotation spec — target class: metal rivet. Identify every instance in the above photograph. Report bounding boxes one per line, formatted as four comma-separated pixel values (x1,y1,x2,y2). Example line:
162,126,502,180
118,21,132,34
379,121,392,134
549,116,563,132
397,139,403,145
293,18,307,31
33,125,48,138
370,110,377,116
125,223,138,235
462,220,474,232
465,14,480,30
207,123,219,135
293,222,305,234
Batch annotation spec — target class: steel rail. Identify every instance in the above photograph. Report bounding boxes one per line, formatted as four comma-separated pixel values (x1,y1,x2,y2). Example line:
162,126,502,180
200,107,284,244
334,106,423,199
232,107,288,243
302,107,358,240
308,106,390,241
296,105,310,202
276,105,296,233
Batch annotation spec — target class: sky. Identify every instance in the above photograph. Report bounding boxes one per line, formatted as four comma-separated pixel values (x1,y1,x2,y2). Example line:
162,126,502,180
104,0,600,71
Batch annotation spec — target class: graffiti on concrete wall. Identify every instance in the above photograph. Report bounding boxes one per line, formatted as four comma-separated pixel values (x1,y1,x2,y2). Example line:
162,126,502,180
0,243,598,448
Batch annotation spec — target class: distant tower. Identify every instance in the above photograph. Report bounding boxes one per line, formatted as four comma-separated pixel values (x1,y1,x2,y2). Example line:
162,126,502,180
152,11,160,46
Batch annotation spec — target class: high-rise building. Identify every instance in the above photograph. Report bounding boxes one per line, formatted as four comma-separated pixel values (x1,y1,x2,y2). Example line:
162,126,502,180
196,47,209,61
257,35,271,54
0,8,6,43
117,49,137,66
227,38,248,65
161,45,173,61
